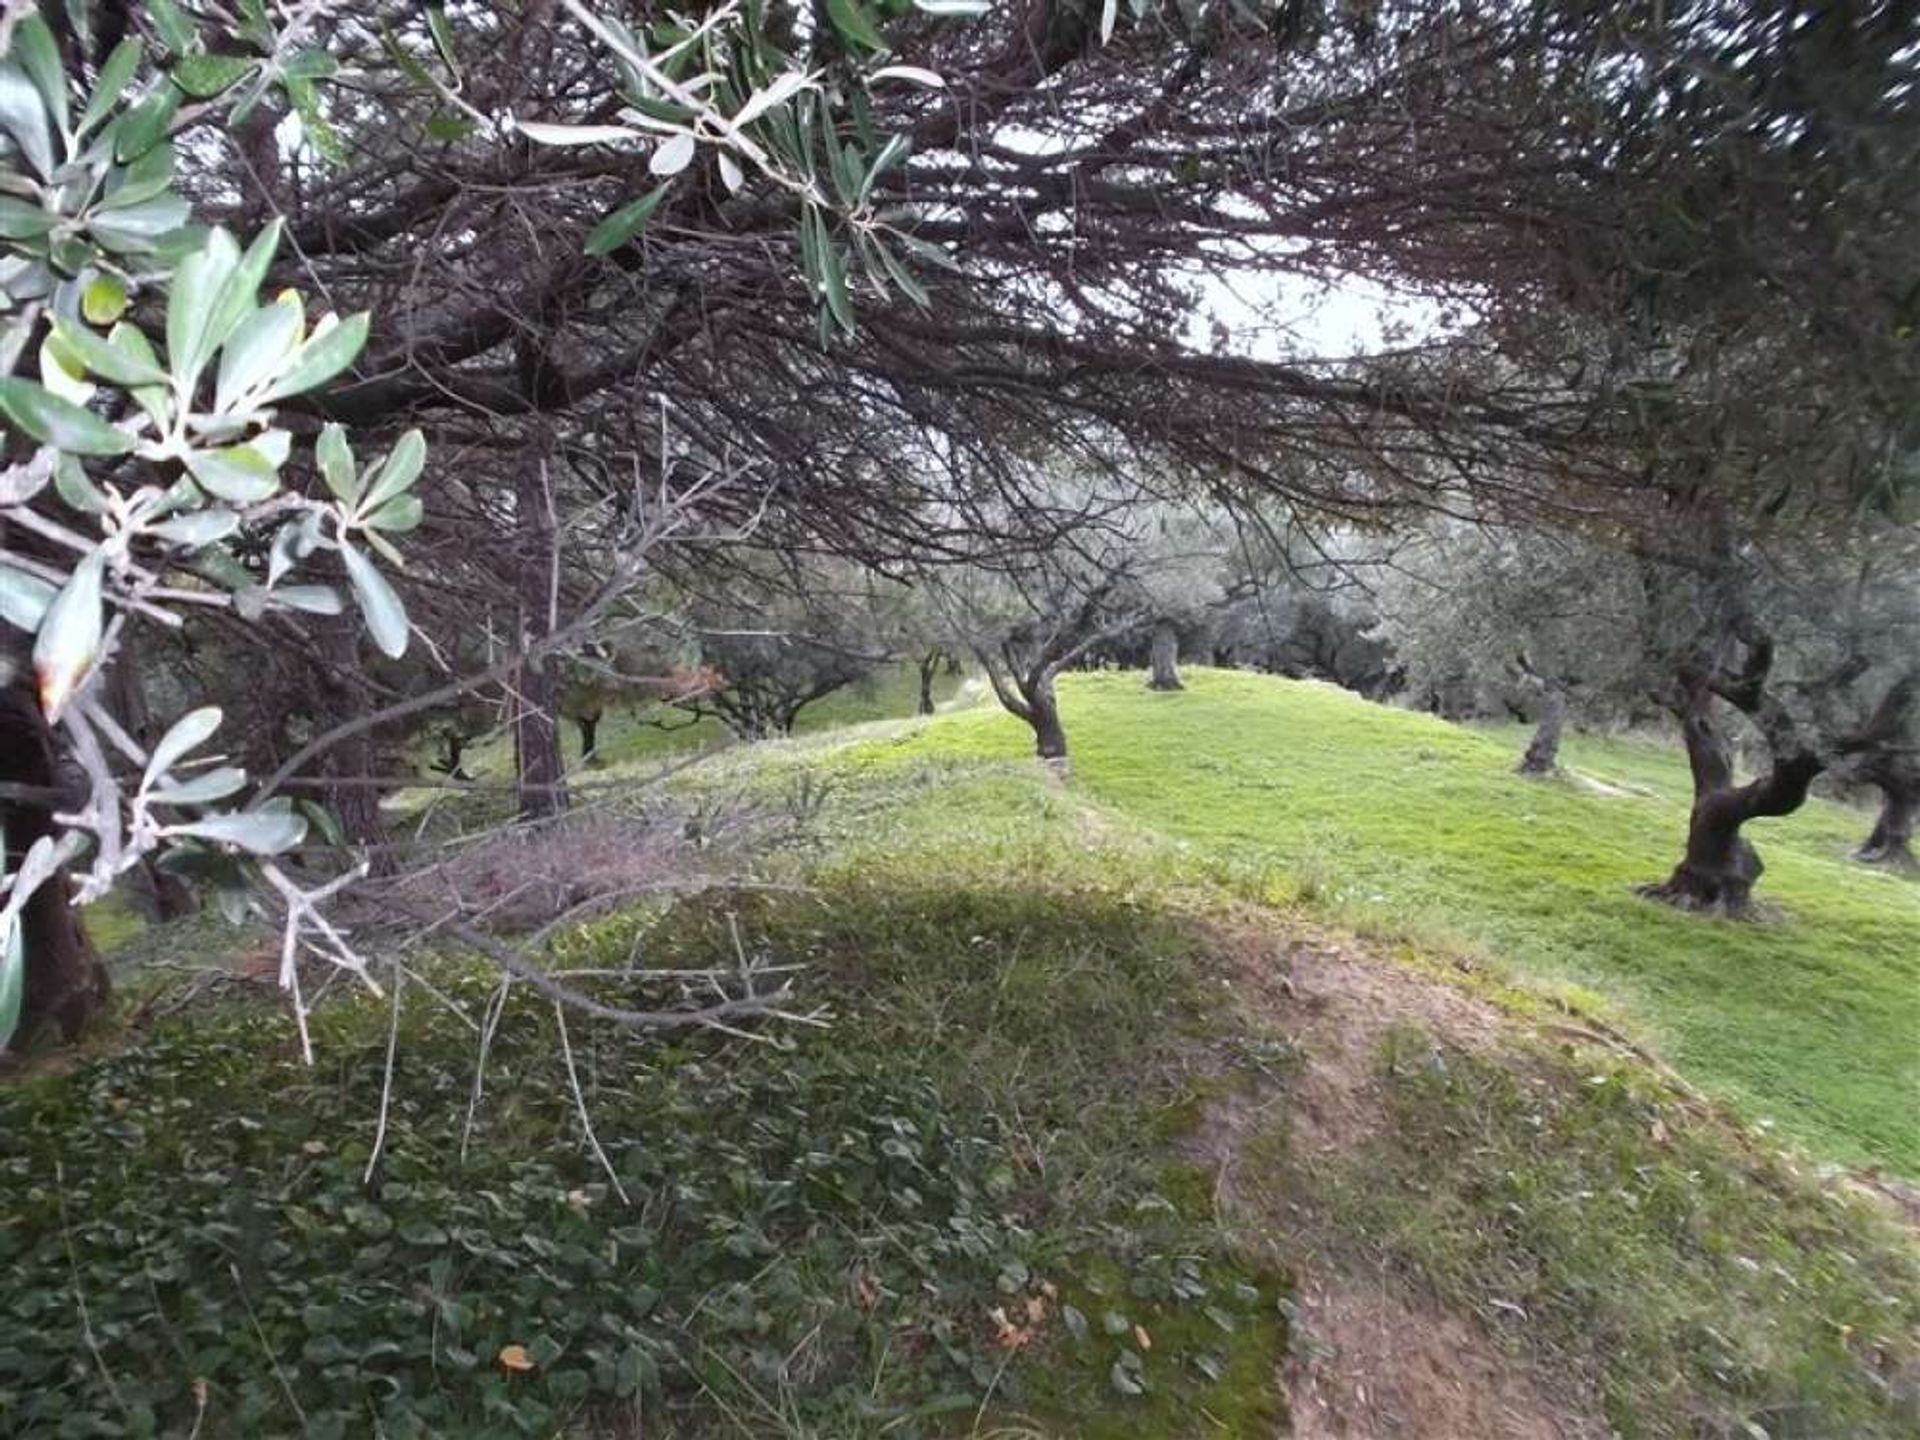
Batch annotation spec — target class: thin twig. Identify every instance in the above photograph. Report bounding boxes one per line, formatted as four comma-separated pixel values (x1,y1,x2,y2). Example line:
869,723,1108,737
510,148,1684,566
553,999,633,1205
364,962,406,1185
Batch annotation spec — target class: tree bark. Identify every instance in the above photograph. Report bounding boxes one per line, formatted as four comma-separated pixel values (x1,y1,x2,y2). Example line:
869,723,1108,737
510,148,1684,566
0,684,106,1050
434,729,470,779
1854,766,1917,871
917,649,940,715
513,664,568,818
513,457,569,820
973,648,1070,764
1640,691,1822,914
1147,619,1183,692
1028,675,1069,762
1516,683,1566,775
317,620,396,876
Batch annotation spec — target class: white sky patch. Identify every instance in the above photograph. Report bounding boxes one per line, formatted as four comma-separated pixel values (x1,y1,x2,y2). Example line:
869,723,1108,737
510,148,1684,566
1184,265,1464,361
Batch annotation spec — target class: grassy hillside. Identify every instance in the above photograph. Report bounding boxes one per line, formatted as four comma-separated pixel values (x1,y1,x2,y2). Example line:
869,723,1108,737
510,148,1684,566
832,669,1919,1173
12,673,1918,1437
416,661,966,780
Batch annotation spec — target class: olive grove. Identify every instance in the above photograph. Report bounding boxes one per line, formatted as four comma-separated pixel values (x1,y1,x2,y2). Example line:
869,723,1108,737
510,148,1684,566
3,0,1918,1050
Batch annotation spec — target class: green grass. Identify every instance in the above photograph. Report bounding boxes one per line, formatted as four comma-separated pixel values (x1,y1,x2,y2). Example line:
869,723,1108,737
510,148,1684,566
16,674,1919,1437
1305,1025,1920,1439
423,662,966,781
825,668,1920,1174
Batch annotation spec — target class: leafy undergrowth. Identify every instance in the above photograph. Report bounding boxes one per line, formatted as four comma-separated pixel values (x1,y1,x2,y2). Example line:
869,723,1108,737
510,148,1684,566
0,875,1288,1438
16,674,1920,1437
838,668,1920,1173
1294,1026,1920,1438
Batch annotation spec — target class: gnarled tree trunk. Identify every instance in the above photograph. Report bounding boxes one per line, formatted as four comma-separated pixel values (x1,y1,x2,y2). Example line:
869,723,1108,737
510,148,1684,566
0,685,106,1050
1516,682,1566,776
917,649,941,716
1853,761,1917,871
1147,619,1183,692
434,729,471,780
1640,683,1821,915
513,664,568,818
1028,675,1069,761
974,649,1071,765
314,620,397,876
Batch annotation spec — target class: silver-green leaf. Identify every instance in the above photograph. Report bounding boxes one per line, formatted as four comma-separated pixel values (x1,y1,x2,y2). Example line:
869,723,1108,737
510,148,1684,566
316,423,357,503
185,441,282,504
254,312,370,403
172,809,308,855
0,378,132,455
144,705,223,786
31,551,105,719
360,429,425,512
341,543,409,657
0,563,56,633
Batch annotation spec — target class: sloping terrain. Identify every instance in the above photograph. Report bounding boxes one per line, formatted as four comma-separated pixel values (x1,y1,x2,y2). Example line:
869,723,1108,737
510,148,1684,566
4,672,1916,1437
856,669,1920,1174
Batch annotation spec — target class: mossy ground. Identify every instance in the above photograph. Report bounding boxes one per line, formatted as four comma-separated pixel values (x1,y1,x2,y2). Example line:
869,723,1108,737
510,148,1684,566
15,665,1917,1436
9,813,1290,1436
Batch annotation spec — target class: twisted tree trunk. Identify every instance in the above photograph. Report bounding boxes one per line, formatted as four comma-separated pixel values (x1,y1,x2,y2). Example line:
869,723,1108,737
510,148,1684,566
1028,675,1069,761
917,649,941,716
315,619,398,875
1147,619,1183,692
513,456,569,820
1640,669,1821,915
1516,682,1566,776
974,649,1071,764
1853,759,1917,871
434,729,471,780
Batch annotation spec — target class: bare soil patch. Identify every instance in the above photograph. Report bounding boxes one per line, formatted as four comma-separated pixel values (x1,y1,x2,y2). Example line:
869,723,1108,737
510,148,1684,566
1285,1277,1609,1440
1194,912,1611,1440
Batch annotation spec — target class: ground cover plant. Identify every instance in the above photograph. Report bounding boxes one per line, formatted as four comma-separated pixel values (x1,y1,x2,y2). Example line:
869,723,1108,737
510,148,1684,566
1,823,1291,1437
11,680,1918,1436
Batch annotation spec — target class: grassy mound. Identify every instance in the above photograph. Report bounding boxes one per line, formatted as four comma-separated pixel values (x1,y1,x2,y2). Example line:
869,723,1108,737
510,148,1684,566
1299,1027,1920,1437
842,669,1919,1173
1,867,1287,1438
11,673,1917,1436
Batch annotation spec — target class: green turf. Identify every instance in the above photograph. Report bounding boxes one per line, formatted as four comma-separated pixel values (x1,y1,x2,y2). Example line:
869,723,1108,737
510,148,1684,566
822,668,1920,1174
27,674,1919,1435
431,662,966,779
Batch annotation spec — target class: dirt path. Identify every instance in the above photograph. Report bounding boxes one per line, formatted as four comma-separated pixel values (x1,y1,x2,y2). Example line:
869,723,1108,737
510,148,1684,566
1196,915,1613,1440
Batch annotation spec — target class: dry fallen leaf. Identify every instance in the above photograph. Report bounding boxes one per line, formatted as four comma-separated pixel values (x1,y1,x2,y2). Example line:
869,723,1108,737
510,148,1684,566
1133,1324,1153,1351
854,1269,880,1311
988,1306,1032,1351
498,1344,535,1373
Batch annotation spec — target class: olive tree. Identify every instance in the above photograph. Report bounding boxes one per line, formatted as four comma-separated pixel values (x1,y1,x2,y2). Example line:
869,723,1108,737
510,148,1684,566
0,11,425,1051
1370,525,1654,774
